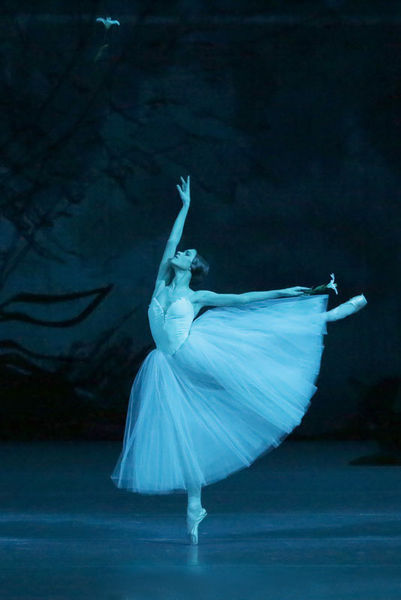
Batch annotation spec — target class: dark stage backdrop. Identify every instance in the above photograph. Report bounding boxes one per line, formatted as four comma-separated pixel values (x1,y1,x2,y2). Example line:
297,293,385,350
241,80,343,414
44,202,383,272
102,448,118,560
0,1,399,443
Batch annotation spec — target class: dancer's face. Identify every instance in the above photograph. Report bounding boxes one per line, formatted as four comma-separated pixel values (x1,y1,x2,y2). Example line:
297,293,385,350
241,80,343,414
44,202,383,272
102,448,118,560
170,249,197,271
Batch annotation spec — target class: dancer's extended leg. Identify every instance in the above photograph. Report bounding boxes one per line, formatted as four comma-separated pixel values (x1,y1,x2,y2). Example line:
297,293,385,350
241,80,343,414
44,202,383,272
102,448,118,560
186,484,207,545
325,293,367,322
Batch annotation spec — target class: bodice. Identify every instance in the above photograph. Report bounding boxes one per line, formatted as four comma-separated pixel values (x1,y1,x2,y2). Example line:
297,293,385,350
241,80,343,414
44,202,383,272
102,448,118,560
148,295,195,356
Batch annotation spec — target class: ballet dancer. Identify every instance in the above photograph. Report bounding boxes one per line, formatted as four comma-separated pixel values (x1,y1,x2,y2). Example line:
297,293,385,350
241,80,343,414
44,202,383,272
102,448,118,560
111,176,367,544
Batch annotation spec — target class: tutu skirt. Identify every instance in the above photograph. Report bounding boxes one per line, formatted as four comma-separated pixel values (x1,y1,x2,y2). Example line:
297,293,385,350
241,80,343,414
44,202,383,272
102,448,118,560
111,294,329,494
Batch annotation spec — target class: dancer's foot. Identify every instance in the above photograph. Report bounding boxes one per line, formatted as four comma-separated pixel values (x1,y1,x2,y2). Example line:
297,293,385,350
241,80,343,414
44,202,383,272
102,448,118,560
326,294,367,322
187,506,207,545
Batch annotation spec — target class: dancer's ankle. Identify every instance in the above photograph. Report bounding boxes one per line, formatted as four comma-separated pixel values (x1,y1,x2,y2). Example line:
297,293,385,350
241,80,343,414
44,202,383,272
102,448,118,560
325,294,367,322
187,501,202,514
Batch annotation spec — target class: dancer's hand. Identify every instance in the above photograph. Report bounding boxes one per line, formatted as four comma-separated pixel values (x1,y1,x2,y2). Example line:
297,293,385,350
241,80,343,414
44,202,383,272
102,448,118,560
176,176,190,207
284,286,312,296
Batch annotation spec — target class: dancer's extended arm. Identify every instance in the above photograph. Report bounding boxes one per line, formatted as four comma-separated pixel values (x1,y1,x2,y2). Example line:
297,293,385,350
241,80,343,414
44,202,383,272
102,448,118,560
193,286,311,308
155,176,190,283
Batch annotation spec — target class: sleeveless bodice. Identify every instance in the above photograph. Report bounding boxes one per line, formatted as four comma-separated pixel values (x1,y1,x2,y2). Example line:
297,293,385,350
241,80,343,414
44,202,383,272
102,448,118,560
148,295,195,356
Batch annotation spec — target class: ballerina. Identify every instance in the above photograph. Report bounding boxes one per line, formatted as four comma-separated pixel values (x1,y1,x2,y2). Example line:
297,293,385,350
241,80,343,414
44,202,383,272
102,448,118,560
110,175,367,545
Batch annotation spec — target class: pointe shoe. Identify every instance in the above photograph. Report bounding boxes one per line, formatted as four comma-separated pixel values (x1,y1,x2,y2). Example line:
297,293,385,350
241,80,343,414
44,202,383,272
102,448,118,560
186,507,207,545
326,293,368,322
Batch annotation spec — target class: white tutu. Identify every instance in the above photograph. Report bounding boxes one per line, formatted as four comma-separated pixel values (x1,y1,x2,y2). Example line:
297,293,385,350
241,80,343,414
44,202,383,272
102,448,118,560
111,293,329,494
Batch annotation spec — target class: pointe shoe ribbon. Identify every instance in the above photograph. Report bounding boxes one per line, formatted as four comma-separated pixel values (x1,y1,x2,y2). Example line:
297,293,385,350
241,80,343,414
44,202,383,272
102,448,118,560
187,507,207,545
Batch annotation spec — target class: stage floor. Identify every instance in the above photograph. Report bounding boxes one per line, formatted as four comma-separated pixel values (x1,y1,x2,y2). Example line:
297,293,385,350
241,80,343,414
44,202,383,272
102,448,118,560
0,440,400,599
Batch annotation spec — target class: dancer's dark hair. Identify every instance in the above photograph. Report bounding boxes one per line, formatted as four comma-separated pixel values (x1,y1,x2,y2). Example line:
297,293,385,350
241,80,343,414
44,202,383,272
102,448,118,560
190,252,209,285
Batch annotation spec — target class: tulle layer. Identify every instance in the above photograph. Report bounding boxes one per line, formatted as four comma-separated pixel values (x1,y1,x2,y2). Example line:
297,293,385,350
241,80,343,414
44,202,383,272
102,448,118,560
110,294,329,494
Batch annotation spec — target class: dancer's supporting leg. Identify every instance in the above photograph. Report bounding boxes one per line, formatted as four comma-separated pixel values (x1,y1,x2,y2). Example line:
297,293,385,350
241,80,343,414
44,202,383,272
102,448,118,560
325,293,367,322
187,484,207,545
187,484,202,512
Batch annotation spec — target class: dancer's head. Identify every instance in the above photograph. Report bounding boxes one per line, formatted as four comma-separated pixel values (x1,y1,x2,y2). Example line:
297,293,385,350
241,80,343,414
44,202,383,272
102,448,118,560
170,249,209,284
190,251,209,285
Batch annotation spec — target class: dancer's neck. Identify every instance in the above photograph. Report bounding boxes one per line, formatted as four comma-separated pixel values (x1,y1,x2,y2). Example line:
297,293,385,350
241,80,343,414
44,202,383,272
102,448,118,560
170,270,191,293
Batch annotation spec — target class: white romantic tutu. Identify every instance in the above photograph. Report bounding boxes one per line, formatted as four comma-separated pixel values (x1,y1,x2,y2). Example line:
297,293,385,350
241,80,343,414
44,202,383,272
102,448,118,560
111,294,329,494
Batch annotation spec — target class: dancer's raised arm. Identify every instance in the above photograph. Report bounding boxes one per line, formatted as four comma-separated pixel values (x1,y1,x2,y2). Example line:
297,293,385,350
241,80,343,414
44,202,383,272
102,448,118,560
155,176,191,284
193,286,311,308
